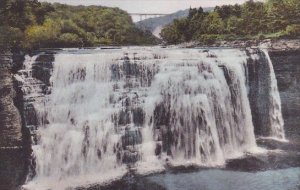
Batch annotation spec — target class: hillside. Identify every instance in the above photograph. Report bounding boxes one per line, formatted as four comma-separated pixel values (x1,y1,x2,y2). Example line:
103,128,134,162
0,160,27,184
160,0,300,44
136,7,213,37
0,0,159,51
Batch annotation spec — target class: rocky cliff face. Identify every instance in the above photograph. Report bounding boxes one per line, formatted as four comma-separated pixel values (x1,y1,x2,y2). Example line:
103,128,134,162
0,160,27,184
0,52,30,190
270,50,300,142
0,52,23,147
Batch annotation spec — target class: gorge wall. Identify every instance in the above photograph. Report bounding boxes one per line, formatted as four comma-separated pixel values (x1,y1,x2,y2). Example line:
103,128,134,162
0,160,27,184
0,52,30,190
270,50,300,142
0,52,22,147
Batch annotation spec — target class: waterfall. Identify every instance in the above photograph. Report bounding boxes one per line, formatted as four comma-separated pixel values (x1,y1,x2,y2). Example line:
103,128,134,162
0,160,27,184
246,49,285,140
17,48,285,189
262,49,285,139
14,55,48,135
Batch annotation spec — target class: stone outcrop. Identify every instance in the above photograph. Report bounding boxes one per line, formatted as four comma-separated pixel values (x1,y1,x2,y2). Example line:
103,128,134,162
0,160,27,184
0,52,23,147
0,52,30,190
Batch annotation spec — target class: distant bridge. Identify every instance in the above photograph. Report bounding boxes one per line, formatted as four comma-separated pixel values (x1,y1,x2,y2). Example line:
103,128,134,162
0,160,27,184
129,13,169,21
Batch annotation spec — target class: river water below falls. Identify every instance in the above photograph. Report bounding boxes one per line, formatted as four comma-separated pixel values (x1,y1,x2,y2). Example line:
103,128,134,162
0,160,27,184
15,47,289,190
91,167,300,190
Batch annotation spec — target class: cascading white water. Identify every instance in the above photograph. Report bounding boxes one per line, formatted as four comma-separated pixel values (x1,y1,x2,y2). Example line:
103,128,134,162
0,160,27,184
245,49,286,140
14,55,48,134
145,50,256,166
262,49,285,139
18,48,285,190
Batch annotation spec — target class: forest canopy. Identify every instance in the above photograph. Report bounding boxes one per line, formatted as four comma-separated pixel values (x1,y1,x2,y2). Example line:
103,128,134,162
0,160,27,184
160,0,300,44
0,0,159,51
1,0,299,50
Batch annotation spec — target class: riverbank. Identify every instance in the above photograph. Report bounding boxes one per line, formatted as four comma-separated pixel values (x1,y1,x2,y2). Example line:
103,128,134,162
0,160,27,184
177,39,300,51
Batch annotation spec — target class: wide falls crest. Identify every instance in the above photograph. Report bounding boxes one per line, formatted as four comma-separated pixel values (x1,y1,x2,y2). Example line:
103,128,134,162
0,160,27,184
16,48,285,189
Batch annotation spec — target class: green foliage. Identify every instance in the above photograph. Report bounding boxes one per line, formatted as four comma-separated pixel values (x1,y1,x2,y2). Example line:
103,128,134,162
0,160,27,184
266,0,300,31
0,0,159,51
161,0,300,44
203,12,225,34
226,16,242,34
214,4,242,19
58,33,82,47
284,24,300,37
0,26,23,51
257,33,266,40
24,19,61,49
160,23,183,44
196,34,224,45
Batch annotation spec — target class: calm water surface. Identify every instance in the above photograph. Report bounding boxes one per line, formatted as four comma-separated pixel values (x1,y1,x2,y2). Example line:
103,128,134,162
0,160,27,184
145,167,300,190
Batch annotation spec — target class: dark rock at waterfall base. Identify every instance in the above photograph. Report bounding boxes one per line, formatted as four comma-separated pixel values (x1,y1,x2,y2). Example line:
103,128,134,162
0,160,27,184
256,138,300,152
77,175,167,190
227,138,300,172
0,148,30,190
226,149,300,172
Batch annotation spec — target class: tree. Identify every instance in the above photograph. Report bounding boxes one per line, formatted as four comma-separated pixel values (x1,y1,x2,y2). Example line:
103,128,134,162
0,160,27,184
214,4,241,20
226,16,243,35
187,7,207,40
1,1,159,51
266,0,300,32
160,24,182,44
58,33,82,47
24,19,61,49
203,12,225,34
0,26,23,51
285,24,300,37
161,0,299,44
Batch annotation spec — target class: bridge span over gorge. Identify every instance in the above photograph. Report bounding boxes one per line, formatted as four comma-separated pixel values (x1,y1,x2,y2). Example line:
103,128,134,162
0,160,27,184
129,13,169,21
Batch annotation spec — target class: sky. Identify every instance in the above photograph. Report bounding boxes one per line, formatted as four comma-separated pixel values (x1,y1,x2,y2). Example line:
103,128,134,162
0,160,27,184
40,0,261,21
